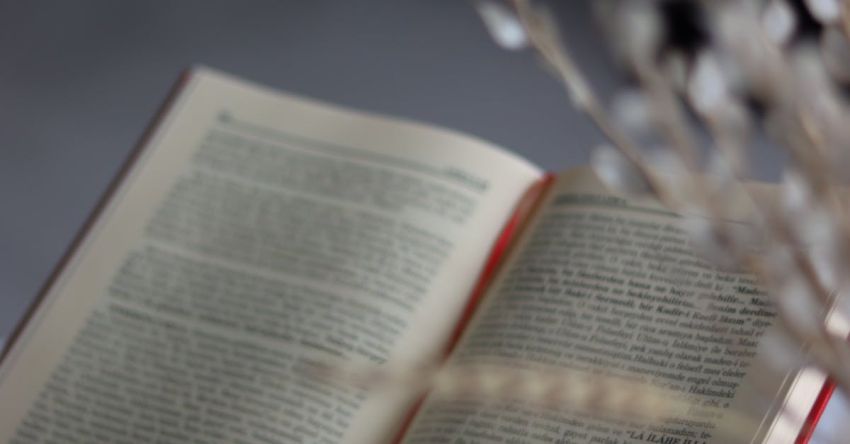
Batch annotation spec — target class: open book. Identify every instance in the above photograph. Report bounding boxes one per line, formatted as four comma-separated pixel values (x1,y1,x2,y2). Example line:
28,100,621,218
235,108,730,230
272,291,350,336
0,68,834,443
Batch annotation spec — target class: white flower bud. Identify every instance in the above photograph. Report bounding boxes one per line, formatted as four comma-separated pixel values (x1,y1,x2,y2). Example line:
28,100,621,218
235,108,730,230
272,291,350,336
780,171,846,291
762,0,797,46
476,367,504,396
716,2,786,98
611,89,653,138
521,373,548,402
433,367,461,398
808,244,843,292
688,51,731,116
591,145,651,195
475,0,528,50
565,374,591,406
618,0,663,66
781,169,813,217
804,0,842,25
777,275,826,335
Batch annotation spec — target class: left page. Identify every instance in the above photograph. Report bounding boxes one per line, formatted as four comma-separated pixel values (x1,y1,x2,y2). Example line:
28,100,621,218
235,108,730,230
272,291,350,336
0,67,542,443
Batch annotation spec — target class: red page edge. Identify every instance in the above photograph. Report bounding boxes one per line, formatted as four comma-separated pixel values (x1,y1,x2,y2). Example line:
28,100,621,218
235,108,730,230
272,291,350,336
443,173,556,356
796,379,836,444
391,173,556,443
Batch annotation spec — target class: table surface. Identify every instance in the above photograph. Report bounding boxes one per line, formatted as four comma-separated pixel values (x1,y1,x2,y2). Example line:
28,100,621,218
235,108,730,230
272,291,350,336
0,0,842,440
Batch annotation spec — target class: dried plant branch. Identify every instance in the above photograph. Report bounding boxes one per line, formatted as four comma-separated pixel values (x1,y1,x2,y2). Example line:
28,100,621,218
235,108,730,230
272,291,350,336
509,0,672,202
466,0,850,441
302,355,762,440
504,0,850,417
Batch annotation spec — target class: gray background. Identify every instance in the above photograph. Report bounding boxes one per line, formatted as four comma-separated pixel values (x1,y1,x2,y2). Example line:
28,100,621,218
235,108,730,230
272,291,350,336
0,0,842,438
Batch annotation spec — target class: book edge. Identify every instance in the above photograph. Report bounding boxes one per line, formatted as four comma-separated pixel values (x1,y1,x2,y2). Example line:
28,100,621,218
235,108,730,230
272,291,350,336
187,66,544,179
0,69,194,367
795,379,835,444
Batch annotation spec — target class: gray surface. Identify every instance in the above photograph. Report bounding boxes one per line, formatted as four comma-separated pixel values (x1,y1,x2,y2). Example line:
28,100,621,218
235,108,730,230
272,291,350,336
0,0,837,439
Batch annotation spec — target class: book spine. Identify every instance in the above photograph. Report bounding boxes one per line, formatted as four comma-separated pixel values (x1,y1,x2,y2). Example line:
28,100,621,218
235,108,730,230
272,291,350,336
391,173,556,444
442,173,556,356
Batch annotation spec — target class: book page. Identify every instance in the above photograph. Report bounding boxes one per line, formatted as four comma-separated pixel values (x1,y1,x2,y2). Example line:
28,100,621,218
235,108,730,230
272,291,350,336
0,68,542,443
403,168,811,444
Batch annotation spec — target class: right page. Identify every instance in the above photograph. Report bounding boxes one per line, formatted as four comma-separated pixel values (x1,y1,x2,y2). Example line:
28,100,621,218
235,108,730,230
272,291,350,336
402,167,820,444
